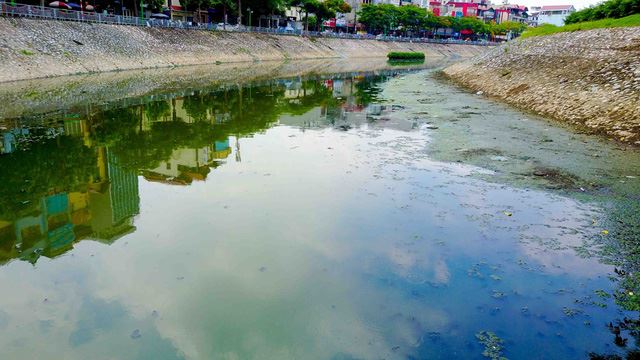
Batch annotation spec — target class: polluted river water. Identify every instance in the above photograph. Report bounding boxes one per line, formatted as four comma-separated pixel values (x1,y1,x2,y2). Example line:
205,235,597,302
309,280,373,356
0,62,639,360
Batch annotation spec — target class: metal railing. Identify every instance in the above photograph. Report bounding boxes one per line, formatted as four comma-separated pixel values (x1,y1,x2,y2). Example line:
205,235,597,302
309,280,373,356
0,1,498,46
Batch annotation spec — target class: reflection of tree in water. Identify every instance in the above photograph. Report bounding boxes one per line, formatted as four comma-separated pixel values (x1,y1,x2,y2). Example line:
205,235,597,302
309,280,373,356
354,75,388,107
0,75,378,228
144,100,171,122
279,79,341,116
0,74,387,266
90,79,350,171
0,135,97,220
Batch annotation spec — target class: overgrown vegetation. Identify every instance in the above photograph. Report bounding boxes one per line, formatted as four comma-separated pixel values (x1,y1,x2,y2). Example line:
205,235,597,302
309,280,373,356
565,0,640,24
387,51,425,60
521,14,640,38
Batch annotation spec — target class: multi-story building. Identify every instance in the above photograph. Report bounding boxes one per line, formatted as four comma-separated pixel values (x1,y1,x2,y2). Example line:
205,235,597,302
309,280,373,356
428,0,493,19
493,4,529,23
534,5,575,26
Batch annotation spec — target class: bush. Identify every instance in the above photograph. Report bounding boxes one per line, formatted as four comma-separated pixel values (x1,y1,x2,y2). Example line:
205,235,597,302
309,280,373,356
522,14,640,38
387,52,425,60
565,0,640,24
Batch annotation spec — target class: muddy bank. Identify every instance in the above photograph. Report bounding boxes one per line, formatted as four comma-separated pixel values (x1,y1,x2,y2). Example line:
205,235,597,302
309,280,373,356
0,17,486,83
442,27,640,144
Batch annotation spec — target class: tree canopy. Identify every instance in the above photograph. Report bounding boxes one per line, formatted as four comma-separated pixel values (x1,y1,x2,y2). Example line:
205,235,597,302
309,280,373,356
565,0,640,24
357,4,526,37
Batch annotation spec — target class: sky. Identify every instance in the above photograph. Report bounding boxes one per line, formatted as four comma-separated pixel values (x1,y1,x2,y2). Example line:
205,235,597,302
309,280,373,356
513,0,603,10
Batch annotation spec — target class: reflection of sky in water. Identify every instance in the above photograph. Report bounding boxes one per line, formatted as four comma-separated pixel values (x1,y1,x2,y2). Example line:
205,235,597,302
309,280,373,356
0,125,627,359
0,71,638,360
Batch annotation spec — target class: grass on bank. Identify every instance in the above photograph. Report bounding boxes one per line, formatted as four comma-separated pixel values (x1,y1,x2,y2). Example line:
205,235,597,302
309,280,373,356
521,14,640,38
387,52,426,60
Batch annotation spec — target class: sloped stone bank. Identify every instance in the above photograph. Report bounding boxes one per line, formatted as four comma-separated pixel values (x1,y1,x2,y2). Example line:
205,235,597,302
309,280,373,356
443,27,640,144
0,17,485,83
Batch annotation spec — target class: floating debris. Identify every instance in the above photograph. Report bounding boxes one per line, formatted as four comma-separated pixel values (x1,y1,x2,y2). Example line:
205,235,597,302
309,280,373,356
476,331,507,360
562,307,583,317
594,290,611,299
492,290,506,299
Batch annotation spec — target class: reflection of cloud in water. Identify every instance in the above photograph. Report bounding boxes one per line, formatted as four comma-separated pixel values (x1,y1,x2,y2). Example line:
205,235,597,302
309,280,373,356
0,78,633,358
74,128,450,360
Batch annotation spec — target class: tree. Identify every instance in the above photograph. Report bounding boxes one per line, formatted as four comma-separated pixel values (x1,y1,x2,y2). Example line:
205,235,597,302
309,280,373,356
314,2,336,31
146,0,164,13
212,0,236,29
288,0,319,31
243,0,288,27
324,0,351,14
491,20,527,35
357,3,399,34
397,5,429,35
306,15,318,29
452,16,489,36
181,0,209,11
565,0,639,24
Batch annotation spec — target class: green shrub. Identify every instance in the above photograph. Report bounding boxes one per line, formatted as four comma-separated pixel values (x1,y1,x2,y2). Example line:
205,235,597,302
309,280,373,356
565,0,640,24
521,14,640,38
387,52,425,60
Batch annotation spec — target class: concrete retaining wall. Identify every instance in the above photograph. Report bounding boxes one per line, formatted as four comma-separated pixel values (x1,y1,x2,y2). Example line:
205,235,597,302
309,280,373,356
0,17,486,83
443,27,640,144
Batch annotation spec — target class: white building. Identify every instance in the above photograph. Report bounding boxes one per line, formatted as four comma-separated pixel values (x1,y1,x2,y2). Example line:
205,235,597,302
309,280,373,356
535,5,575,26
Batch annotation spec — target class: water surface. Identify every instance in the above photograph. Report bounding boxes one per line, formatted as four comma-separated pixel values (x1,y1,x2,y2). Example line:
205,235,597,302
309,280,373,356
0,64,639,360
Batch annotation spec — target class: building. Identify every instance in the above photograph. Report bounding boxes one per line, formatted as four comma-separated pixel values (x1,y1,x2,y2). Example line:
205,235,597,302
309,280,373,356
0,147,140,265
535,5,575,26
493,4,528,23
143,140,231,186
427,0,496,19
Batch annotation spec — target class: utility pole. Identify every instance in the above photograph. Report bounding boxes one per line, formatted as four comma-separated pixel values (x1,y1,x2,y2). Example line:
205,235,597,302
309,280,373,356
237,0,242,25
353,9,357,34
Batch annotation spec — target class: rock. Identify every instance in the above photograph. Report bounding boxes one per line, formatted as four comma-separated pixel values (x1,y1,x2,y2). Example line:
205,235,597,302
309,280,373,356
442,27,640,144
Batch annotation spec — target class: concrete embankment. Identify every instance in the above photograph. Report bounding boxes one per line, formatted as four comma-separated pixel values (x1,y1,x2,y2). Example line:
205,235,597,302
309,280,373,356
0,58,442,119
443,27,640,144
0,17,485,83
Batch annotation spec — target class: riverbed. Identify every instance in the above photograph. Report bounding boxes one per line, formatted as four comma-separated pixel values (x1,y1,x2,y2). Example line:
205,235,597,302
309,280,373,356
0,63,639,359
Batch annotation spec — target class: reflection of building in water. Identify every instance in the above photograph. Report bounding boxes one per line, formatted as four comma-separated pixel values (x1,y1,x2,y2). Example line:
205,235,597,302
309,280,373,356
0,148,139,265
278,108,326,129
90,149,139,242
143,139,231,186
279,77,372,129
0,126,64,154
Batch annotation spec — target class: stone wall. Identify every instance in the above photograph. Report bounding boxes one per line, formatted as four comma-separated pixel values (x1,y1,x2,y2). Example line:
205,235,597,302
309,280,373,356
443,27,640,144
0,17,485,83
0,58,442,119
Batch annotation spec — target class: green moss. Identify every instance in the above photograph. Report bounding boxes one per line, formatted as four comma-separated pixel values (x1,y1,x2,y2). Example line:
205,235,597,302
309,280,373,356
20,49,34,56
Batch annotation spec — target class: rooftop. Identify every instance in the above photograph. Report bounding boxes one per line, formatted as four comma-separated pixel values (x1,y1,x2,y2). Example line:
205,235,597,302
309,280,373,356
540,5,574,11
